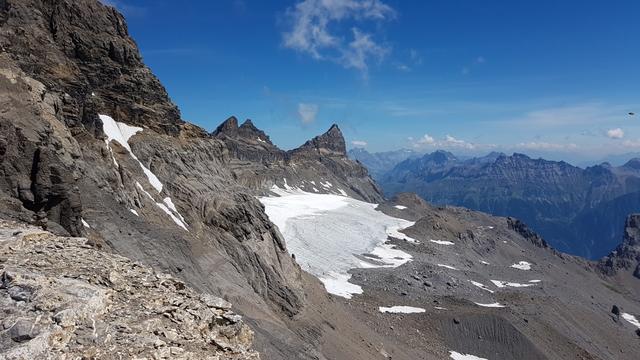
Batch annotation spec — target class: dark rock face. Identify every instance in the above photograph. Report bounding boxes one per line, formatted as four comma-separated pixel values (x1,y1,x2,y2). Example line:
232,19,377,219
598,214,640,278
0,0,195,136
380,151,640,258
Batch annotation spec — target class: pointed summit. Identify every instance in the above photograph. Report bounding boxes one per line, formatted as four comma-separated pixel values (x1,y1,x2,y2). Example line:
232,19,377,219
212,116,239,136
293,124,346,156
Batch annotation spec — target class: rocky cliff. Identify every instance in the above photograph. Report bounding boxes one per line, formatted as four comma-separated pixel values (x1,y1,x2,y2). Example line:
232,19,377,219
599,214,640,279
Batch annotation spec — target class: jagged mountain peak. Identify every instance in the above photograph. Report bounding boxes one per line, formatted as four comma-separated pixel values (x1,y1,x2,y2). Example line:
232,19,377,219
212,116,274,145
623,158,640,170
293,123,346,156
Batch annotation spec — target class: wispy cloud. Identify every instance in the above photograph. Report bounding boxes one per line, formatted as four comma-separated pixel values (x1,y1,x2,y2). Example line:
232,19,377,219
281,0,396,76
514,142,579,151
298,103,319,124
411,134,490,151
607,128,625,139
351,140,368,147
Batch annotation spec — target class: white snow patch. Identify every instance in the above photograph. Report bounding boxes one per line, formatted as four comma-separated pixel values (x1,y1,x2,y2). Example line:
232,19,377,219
136,182,188,231
310,181,316,185
379,306,426,314
437,264,458,270
434,306,448,310
320,181,333,188
386,224,419,243
99,114,163,193
129,209,139,216
450,351,488,360
622,313,640,328
490,280,535,288
510,261,532,270
337,188,348,196
430,239,455,245
528,279,541,283
319,272,362,299
163,197,187,224
313,187,319,192
394,205,407,210
256,137,266,143
469,280,495,293
474,302,506,308
260,189,415,299
81,219,90,228
282,178,293,191
502,240,508,243
480,260,490,265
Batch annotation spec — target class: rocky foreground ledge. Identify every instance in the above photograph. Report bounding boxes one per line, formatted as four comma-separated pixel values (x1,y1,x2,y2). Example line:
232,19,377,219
0,221,259,360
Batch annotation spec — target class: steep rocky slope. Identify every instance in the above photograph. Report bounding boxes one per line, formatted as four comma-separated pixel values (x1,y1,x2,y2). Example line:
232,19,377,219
380,151,640,258
0,220,258,360
0,1,387,358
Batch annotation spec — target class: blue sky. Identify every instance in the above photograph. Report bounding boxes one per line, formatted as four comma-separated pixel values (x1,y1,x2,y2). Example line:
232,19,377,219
104,0,640,164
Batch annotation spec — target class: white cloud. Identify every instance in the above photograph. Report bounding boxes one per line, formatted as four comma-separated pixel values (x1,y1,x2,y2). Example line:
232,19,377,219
282,0,395,75
298,103,319,124
411,134,484,151
351,140,368,147
607,128,624,139
515,142,578,151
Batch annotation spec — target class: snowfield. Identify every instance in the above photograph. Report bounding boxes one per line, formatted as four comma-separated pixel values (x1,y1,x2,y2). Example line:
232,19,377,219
622,313,640,329
510,261,532,270
379,306,426,314
430,239,455,245
469,280,495,293
449,351,488,360
260,186,416,298
490,280,536,288
474,302,506,308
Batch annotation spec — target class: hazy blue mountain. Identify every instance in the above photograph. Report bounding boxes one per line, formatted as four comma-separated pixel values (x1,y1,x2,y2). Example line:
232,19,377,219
347,148,421,180
380,152,640,258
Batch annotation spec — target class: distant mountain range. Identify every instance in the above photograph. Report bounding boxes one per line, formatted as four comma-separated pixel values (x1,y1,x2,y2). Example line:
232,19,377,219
348,148,421,180
352,149,640,258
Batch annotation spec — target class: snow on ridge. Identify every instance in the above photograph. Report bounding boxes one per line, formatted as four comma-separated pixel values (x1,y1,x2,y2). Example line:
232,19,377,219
437,264,458,270
99,114,163,193
379,306,426,314
135,182,188,231
259,187,416,299
622,313,640,329
510,261,532,270
490,280,536,288
394,205,407,210
474,302,506,308
469,280,494,293
430,239,455,245
449,351,488,360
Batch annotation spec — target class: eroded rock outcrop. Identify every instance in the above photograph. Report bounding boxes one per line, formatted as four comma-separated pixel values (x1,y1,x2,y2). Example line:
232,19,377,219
599,214,640,278
0,221,259,359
